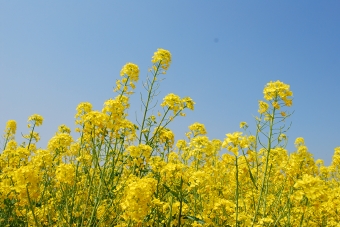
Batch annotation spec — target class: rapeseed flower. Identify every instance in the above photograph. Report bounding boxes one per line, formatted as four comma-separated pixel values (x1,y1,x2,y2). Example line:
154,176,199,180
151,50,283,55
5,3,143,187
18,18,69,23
151,48,171,70
4,120,16,135
75,102,93,119
258,100,269,114
239,121,248,129
263,80,293,101
28,114,44,127
182,97,195,110
189,122,207,136
120,62,139,82
161,93,182,113
1,49,339,227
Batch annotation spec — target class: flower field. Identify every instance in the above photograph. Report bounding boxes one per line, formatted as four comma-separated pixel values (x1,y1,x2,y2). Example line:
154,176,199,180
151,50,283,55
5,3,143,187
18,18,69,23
1,49,340,227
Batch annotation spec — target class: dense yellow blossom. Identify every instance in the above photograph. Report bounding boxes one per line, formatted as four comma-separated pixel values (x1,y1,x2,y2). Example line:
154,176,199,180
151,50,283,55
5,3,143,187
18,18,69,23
1,49,339,227
121,177,157,223
120,62,140,82
57,124,71,134
181,97,195,110
160,93,195,116
75,102,93,119
4,120,16,135
28,114,44,127
47,133,73,152
161,93,182,112
151,48,172,70
263,80,293,101
55,163,76,185
189,122,207,136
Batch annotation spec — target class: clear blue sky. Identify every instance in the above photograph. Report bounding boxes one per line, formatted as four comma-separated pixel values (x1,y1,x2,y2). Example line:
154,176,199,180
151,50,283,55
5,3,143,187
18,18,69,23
1,1,339,165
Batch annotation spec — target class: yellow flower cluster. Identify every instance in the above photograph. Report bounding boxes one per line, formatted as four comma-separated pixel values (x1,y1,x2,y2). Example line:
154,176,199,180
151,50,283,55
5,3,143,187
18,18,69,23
222,132,250,156
161,93,195,116
189,122,207,137
258,80,293,115
120,62,140,82
1,50,339,227
4,119,16,135
258,100,269,114
115,62,140,94
263,80,293,102
27,114,44,127
151,48,172,70
121,176,157,223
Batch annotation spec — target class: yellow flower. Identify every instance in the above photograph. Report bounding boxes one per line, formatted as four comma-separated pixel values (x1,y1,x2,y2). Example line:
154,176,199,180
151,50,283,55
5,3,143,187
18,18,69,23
189,122,207,136
263,80,293,101
161,93,182,113
120,63,140,82
127,144,152,158
55,163,76,185
182,97,195,110
153,127,175,147
83,111,109,129
4,120,17,136
75,102,93,118
23,131,41,143
239,121,248,129
160,94,195,115
278,133,287,141
292,174,325,201
258,101,269,114
272,101,280,109
331,147,340,166
294,137,305,147
222,132,249,156
121,177,157,222
48,133,73,151
176,140,187,149
28,114,44,127
57,124,71,134
151,48,172,70
283,98,293,107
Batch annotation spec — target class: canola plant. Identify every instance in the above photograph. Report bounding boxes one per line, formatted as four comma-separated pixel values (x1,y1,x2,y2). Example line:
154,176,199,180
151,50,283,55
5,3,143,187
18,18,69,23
1,49,340,227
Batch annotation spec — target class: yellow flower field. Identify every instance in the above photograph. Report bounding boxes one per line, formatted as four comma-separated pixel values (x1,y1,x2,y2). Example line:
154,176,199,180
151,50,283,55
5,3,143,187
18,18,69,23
1,49,340,227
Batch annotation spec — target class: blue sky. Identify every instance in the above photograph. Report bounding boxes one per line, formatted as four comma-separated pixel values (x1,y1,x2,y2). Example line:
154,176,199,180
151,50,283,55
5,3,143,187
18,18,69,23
1,1,339,165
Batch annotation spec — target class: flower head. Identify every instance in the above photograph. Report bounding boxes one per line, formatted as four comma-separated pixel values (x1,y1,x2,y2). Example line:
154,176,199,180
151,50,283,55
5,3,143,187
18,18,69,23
28,114,44,127
294,137,305,147
258,101,269,114
263,80,293,107
5,120,17,135
161,93,182,113
239,121,248,129
189,122,207,136
120,63,140,82
182,97,195,110
75,102,93,119
152,48,172,70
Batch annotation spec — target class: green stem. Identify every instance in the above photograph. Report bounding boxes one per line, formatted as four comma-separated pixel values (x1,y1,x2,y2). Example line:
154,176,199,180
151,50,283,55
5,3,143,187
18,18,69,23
252,100,277,226
26,185,40,227
235,155,239,226
178,177,183,227
138,62,162,143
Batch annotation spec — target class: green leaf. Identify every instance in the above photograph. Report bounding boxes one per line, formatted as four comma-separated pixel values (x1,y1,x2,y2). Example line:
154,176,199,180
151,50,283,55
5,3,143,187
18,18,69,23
163,184,180,199
183,215,205,224
248,169,258,190
162,184,189,204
